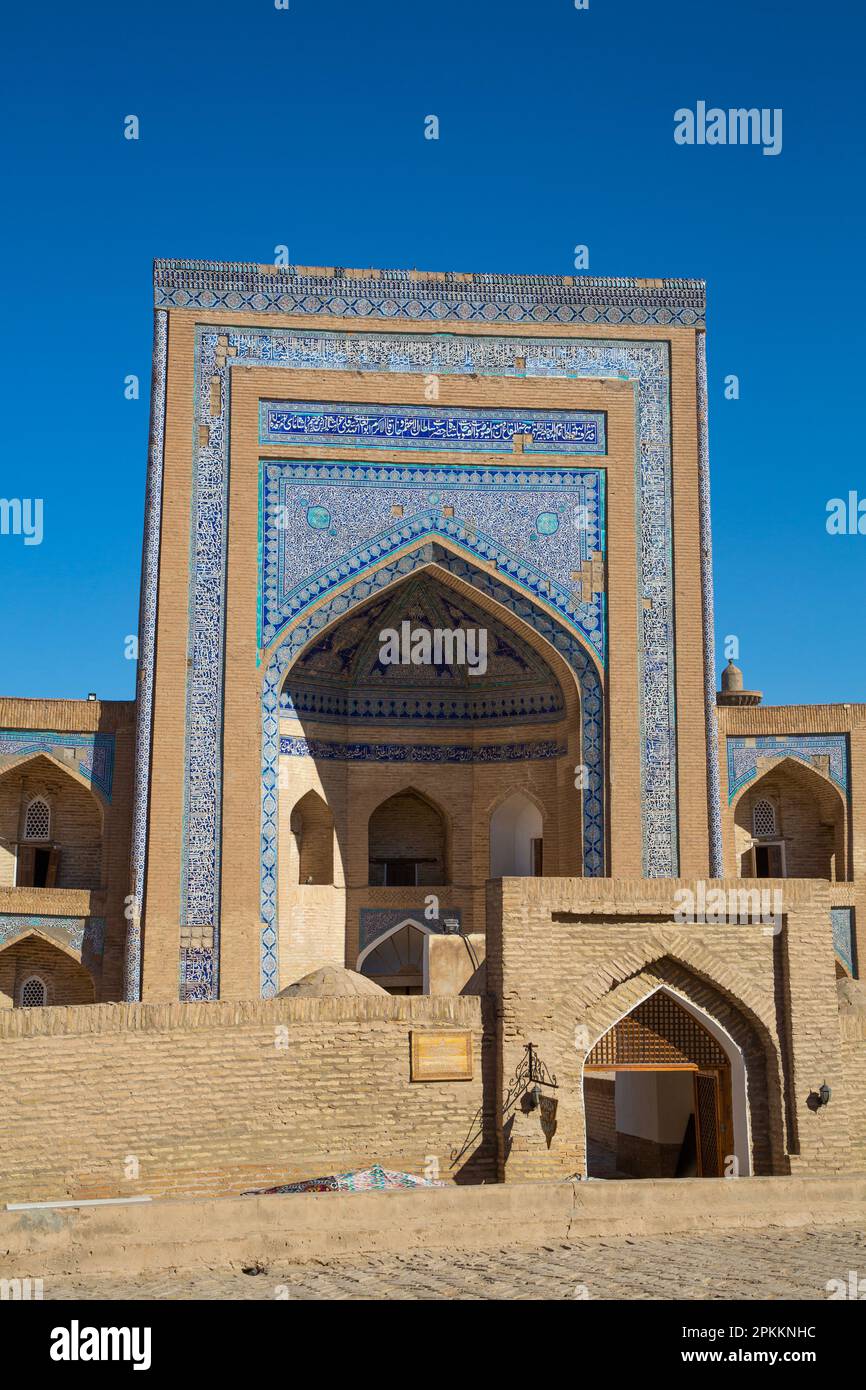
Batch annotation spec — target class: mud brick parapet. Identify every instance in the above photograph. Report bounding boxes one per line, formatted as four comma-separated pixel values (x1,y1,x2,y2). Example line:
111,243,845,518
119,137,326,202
0,995,491,1203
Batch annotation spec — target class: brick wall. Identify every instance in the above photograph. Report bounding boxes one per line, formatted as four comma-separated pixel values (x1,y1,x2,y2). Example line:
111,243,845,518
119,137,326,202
0,995,491,1203
840,1013,866,1169
584,1075,615,1150
0,936,94,1009
485,877,854,1182
718,702,866,982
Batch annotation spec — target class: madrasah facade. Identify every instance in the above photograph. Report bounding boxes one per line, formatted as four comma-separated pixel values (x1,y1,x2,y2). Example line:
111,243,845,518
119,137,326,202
1,261,864,1189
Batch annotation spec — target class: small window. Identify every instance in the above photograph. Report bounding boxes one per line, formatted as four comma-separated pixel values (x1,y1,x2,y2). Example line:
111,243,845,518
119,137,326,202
19,976,47,1009
24,798,51,842
752,798,776,839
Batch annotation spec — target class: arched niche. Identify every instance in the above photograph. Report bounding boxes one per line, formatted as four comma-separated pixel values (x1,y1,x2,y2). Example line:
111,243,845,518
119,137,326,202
0,931,96,1009
489,791,544,877
289,789,334,885
733,756,848,881
368,788,448,887
0,754,104,891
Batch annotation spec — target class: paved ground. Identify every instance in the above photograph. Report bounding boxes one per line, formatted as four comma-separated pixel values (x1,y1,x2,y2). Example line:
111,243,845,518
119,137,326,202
42,1225,865,1300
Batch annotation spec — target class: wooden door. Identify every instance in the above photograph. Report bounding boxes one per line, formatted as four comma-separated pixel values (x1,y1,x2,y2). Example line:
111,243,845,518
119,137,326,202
694,1070,722,1177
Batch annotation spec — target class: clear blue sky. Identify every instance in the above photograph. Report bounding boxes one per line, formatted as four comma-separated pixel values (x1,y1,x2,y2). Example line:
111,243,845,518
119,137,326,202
1,0,863,705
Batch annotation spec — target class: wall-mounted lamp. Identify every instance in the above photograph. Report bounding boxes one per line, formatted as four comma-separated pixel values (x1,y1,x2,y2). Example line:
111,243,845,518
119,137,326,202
818,1081,832,1108
527,1084,542,1111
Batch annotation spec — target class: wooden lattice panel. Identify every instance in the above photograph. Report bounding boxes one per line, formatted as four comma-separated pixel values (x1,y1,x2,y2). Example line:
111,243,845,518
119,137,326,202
586,993,728,1069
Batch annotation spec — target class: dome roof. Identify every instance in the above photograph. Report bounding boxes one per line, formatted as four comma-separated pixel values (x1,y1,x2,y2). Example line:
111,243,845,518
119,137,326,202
721,659,744,692
277,964,388,998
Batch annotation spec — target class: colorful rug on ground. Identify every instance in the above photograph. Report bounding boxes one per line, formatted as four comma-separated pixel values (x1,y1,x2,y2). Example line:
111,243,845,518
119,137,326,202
242,1163,443,1195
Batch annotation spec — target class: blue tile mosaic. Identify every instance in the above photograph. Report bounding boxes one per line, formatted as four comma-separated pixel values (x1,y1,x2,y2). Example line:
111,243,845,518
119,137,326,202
154,260,706,327
260,400,606,454
831,907,855,977
726,735,849,802
259,458,605,658
696,333,723,875
176,319,679,999
280,736,567,764
127,308,167,1002
0,730,115,802
0,914,105,966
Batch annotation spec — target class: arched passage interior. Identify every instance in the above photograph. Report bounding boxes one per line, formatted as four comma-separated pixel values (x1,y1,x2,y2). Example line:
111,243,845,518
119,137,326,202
368,788,448,886
583,986,750,1179
266,554,600,993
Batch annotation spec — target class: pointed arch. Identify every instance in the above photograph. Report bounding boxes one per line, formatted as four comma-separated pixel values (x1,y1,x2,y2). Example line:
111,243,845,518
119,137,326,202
260,544,606,996
578,955,785,1176
368,786,449,887
732,754,848,881
583,983,752,1177
0,931,96,1008
0,753,105,891
0,926,85,966
489,790,545,878
0,749,109,809
289,788,335,885
356,915,435,993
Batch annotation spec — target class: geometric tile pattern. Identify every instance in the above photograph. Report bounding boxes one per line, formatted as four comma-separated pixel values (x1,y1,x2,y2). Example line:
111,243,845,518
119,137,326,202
174,302,682,997
831,907,855,977
0,730,115,802
726,734,850,802
155,260,706,328
259,458,605,658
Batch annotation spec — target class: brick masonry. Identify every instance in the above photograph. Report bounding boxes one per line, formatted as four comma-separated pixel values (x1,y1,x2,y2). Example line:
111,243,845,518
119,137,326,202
0,995,490,1203
0,263,864,1198
485,877,858,1182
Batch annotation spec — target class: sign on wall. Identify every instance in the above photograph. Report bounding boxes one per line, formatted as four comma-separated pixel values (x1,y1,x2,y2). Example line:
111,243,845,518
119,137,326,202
410,1029,474,1082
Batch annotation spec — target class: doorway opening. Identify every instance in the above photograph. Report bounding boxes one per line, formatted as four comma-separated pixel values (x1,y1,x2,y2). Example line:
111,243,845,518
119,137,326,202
583,989,742,1179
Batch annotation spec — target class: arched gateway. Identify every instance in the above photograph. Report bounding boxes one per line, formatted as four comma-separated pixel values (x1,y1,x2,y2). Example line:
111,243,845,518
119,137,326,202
583,987,748,1179
262,549,605,995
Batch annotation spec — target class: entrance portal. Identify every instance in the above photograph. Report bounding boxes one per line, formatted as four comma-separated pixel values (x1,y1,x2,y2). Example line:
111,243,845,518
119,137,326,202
583,989,736,1178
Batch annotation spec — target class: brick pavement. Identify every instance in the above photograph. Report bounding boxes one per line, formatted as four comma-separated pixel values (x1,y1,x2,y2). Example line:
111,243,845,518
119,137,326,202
40,1225,866,1301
